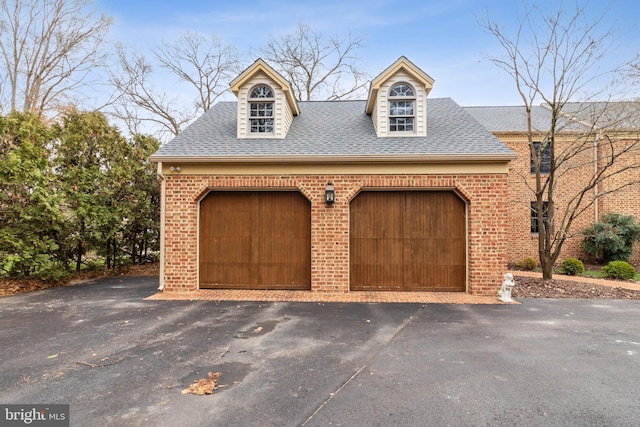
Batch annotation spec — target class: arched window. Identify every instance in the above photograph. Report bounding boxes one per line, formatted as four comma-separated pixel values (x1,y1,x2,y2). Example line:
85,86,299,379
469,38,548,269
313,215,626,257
249,85,274,133
388,83,415,132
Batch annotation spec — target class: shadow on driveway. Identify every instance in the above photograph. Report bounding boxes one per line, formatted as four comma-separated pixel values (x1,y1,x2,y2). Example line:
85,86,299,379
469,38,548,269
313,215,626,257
1,276,639,426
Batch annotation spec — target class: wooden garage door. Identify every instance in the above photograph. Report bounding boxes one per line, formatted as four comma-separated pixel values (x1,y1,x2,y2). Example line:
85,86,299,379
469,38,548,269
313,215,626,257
199,191,311,290
350,191,466,292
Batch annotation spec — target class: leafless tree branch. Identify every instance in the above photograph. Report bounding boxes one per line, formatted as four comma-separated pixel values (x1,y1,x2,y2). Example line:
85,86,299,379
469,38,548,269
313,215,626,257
258,22,369,101
109,31,240,140
0,0,112,117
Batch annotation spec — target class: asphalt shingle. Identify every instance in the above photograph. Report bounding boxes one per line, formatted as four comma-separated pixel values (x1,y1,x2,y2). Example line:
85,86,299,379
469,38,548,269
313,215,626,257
464,105,588,133
151,98,515,160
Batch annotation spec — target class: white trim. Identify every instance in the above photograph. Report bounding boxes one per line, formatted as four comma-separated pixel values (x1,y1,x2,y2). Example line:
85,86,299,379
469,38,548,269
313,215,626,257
151,153,517,164
157,162,165,291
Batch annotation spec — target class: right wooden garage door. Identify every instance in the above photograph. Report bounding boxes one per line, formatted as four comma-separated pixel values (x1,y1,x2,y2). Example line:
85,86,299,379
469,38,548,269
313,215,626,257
350,191,466,292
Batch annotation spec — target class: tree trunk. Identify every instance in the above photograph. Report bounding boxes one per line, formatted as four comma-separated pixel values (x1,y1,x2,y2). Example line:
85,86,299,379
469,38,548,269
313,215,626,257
105,235,112,269
111,237,118,268
75,241,83,272
541,257,553,280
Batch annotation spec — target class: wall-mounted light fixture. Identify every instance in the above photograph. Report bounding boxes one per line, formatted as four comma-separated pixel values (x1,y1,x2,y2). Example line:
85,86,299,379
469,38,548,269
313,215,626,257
324,182,335,205
170,166,181,172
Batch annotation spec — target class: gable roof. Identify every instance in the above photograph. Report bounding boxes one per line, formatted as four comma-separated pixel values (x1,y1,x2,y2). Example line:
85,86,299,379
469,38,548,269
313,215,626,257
229,58,300,116
151,98,515,163
365,56,435,114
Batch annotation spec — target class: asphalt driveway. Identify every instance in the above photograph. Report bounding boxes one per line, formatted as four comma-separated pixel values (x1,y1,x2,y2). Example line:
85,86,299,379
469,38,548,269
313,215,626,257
1,276,639,426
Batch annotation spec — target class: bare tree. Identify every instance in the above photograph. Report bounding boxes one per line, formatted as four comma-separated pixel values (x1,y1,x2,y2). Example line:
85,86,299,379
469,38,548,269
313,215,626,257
481,3,640,279
258,22,369,101
110,46,192,139
0,0,112,116
110,32,241,140
154,31,241,112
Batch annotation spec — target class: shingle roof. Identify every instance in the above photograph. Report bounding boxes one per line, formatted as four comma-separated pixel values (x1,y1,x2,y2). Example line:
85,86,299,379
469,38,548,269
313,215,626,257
151,98,515,161
560,102,640,130
464,105,588,133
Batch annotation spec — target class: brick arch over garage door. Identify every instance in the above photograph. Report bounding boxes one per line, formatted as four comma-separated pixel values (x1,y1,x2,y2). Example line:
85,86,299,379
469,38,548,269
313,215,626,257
350,191,467,292
199,191,311,290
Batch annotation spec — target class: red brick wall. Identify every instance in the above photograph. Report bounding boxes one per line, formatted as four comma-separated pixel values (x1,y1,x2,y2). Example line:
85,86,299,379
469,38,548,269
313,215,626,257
501,133,640,266
161,173,510,295
596,136,640,264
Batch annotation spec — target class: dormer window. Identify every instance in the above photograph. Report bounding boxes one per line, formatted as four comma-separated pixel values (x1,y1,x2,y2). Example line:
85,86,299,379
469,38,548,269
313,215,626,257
389,83,415,132
249,85,274,133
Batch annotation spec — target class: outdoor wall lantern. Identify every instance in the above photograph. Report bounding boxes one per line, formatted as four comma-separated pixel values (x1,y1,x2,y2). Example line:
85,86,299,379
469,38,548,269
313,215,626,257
324,182,335,205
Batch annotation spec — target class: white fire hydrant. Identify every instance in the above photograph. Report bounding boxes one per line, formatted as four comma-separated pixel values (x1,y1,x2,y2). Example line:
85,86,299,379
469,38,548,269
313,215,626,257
498,273,516,302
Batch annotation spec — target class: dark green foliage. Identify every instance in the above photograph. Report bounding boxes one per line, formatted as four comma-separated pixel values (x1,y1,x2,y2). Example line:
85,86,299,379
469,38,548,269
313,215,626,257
119,134,160,264
517,257,538,271
561,258,584,276
54,109,161,271
602,261,636,280
0,112,68,280
582,214,640,263
0,110,160,281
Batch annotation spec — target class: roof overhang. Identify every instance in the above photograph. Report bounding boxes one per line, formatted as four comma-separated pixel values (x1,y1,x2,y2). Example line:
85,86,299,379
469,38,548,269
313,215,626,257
365,56,435,114
151,153,516,164
229,58,300,116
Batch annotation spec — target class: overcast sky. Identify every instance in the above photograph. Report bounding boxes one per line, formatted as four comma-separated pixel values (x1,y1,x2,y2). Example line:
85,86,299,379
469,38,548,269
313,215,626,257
96,0,640,106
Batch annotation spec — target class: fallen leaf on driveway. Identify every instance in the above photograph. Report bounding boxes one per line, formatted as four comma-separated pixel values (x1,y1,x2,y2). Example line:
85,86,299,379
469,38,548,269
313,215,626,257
181,372,222,395
47,354,58,359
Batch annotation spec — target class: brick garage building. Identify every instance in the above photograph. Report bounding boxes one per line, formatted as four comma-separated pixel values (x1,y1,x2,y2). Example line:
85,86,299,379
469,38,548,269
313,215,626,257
151,57,516,295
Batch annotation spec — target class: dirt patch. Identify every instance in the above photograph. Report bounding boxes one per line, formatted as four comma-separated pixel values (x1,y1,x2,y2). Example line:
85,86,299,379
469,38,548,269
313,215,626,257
512,275,640,299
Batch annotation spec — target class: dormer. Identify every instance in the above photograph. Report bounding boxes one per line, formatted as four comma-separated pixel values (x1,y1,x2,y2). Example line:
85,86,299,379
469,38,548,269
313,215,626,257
365,56,434,137
230,58,300,139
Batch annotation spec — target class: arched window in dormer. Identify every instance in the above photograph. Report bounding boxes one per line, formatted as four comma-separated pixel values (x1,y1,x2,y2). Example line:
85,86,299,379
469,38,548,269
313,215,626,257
249,85,274,133
388,83,415,132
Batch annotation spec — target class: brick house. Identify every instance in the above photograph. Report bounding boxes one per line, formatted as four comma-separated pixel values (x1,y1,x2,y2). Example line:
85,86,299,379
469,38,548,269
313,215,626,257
466,103,640,265
150,57,518,295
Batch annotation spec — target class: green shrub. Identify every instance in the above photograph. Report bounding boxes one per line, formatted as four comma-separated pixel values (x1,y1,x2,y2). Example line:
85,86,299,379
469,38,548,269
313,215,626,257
582,213,640,263
602,261,636,280
562,258,585,276
517,257,538,271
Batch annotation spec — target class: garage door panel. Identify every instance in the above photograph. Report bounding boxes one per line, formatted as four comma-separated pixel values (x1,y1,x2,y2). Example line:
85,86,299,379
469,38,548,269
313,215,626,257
200,191,311,290
352,192,403,238
405,265,466,291
349,264,403,290
351,191,466,292
200,260,251,288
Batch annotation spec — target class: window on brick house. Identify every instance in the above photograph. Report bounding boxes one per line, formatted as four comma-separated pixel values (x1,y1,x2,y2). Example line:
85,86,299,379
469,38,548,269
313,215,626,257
530,201,549,234
249,85,274,133
530,141,551,174
389,83,415,132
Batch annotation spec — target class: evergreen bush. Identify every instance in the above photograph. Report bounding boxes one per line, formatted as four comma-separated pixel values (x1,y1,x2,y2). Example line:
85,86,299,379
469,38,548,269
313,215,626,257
602,261,636,280
582,213,640,263
561,258,584,276
517,257,538,271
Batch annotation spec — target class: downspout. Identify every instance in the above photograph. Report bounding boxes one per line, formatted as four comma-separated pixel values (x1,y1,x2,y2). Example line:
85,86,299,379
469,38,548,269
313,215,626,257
157,161,166,291
594,133,599,222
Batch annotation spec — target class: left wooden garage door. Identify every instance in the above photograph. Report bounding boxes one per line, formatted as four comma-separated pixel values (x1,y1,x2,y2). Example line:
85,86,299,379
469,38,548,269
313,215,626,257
199,191,311,290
